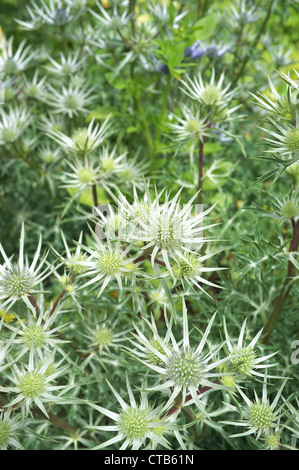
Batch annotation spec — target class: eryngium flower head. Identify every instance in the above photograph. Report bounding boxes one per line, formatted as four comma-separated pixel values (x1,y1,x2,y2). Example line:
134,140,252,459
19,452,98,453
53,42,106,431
266,187,299,222
86,375,181,450
167,105,212,143
171,250,225,298
0,37,35,75
179,69,239,122
46,116,113,156
0,224,53,313
4,296,69,359
260,117,299,157
223,374,288,439
250,77,296,122
113,183,217,276
127,299,240,414
0,351,70,417
223,318,278,378
0,107,32,145
16,0,84,28
44,82,97,118
52,230,89,275
229,0,262,27
78,232,140,296
0,409,23,450
44,51,82,76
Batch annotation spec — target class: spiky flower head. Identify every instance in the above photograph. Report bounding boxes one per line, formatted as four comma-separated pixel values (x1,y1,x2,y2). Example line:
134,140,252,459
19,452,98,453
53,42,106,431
77,231,139,297
0,351,70,417
4,296,69,360
260,118,299,157
171,250,225,298
44,82,97,118
45,51,82,76
113,183,217,277
223,318,278,378
0,107,32,145
167,105,212,143
223,374,288,439
52,230,90,276
89,0,131,32
250,77,296,122
46,116,113,156
266,187,299,222
127,298,242,414
15,0,84,29
0,409,23,450
179,69,239,122
0,37,35,75
0,224,53,313
85,375,181,450
229,0,262,27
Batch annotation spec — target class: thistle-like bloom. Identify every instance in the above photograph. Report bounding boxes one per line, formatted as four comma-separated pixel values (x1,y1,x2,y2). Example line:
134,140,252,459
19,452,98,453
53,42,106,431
60,157,102,193
265,187,299,222
0,350,71,417
0,107,32,145
0,37,35,75
114,156,149,190
260,118,299,157
38,144,61,165
90,0,132,32
0,224,53,313
47,116,113,156
275,69,299,92
53,230,90,275
167,105,212,143
223,374,288,439
179,69,239,122
223,318,279,378
268,45,294,70
3,296,69,360
86,375,183,450
114,184,217,276
22,70,47,101
80,317,129,369
171,250,225,298
78,233,139,297
44,51,82,76
147,0,187,29
127,299,241,413
0,409,24,450
250,77,296,122
44,82,97,118
229,0,261,27
16,0,84,28
96,145,128,177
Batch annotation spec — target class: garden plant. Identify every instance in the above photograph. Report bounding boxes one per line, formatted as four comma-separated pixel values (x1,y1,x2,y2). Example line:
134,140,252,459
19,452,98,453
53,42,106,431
0,0,298,451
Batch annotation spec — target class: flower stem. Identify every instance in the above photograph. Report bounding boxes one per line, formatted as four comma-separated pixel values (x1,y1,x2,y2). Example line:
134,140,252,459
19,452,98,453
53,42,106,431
92,183,98,208
262,218,299,344
156,74,171,143
198,138,204,206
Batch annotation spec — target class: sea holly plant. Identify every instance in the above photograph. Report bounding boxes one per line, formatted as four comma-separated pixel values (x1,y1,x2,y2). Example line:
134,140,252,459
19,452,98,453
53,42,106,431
0,0,298,452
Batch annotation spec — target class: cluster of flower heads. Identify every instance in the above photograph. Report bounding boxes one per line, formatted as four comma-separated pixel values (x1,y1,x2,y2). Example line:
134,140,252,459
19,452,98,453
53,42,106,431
251,70,299,162
0,202,295,450
0,3,152,214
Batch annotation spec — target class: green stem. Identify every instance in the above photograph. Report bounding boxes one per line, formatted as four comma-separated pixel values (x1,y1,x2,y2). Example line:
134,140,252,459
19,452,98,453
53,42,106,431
262,219,299,344
231,0,274,88
198,138,204,206
136,95,154,157
156,74,171,143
